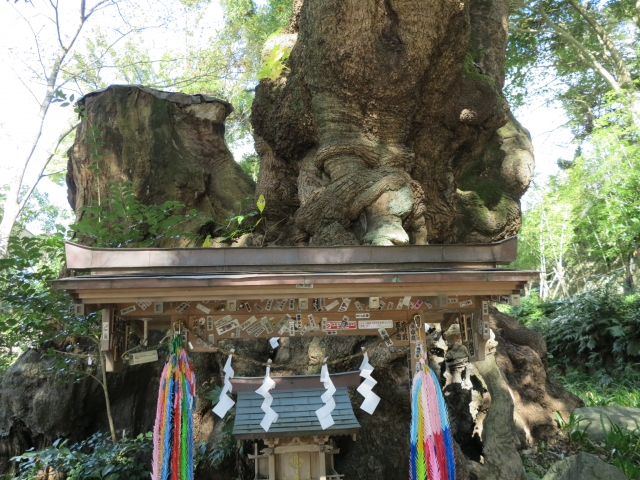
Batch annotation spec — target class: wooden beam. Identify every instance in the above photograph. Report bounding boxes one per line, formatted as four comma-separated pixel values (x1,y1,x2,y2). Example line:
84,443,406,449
441,313,459,332
112,296,476,319
71,282,526,303
104,350,123,373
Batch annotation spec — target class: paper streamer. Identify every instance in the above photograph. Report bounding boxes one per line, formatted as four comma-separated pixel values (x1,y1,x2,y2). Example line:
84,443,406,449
357,352,381,414
269,337,280,349
315,360,336,429
212,349,235,418
256,359,278,431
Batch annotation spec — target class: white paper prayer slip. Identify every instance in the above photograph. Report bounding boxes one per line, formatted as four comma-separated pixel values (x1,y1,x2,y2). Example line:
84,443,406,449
357,352,381,415
315,361,336,429
212,350,235,418
256,360,278,431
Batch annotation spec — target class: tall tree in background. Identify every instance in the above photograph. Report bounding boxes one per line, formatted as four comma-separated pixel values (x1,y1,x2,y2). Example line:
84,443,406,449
508,0,640,295
508,0,640,135
0,0,149,256
515,113,640,296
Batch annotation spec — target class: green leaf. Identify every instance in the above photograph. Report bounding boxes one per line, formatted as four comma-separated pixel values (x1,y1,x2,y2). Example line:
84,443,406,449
102,464,115,476
256,194,266,213
607,325,626,338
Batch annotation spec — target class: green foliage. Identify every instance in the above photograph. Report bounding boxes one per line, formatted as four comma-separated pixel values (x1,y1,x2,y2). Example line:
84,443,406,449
62,0,292,148
207,195,265,243
506,0,639,137
0,233,71,373
515,101,640,296
210,0,293,141
0,231,106,379
238,153,260,181
555,412,640,479
257,44,291,80
509,290,640,371
204,387,242,468
10,431,153,479
559,370,640,408
555,411,590,444
70,181,200,248
17,190,72,235
0,181,199,374
179,0,213,6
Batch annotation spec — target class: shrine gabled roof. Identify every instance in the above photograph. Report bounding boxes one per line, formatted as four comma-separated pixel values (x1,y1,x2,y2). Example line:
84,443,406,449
52,237,538,302
232,387,361,440
62,236,519,275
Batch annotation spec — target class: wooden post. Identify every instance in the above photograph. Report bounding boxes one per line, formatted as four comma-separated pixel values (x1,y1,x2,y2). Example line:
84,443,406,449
100,308,111,351
101,308,123,372
418,316,428,373
473,299,486,362
104,351,123,373
268,447,276,480
253,442,258,478
409,313,424,377
318,440,327,480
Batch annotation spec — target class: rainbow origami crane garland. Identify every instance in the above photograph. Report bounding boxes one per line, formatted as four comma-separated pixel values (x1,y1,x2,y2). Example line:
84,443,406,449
152,336,196,480
410,366,455,480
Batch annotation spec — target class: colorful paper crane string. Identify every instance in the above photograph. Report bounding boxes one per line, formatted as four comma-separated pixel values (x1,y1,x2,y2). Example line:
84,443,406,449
410,366,455,480
152,335,196,480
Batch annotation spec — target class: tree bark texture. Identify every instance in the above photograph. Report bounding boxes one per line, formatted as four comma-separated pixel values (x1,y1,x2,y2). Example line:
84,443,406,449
67,85,256,244
252,0,534,246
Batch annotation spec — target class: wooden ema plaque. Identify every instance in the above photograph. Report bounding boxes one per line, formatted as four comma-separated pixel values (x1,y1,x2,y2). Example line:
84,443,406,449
95,295,494,369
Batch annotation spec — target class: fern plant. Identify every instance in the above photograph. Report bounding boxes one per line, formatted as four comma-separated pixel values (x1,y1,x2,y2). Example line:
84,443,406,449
10,432,153,480
511,289,640,370
71,181,200,248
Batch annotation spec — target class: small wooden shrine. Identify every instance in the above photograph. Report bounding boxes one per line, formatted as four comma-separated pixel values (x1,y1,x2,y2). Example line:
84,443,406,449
231,371,361,480
53,236,537,373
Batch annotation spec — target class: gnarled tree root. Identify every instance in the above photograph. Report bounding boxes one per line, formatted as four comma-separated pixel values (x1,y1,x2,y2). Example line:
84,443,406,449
467,354,525,480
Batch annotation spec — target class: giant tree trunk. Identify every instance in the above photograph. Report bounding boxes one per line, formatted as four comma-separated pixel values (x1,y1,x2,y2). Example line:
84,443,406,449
67,85,256,244
251,0,534,246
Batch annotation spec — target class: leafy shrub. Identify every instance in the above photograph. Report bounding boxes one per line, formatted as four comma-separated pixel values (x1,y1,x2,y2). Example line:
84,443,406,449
257,44,291,80
508,289,640,371
204,386,241,467
555,412,640,480
0,233,73,375
10,431,153,479
559,370,640,408
71,181,200,248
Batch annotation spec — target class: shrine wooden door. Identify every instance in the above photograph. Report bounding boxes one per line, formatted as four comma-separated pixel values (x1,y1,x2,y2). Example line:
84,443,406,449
277,451,317,480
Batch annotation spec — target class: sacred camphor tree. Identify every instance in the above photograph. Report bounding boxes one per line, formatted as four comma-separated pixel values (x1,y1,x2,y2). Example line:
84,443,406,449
11,1,580,480
251,0,534,247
